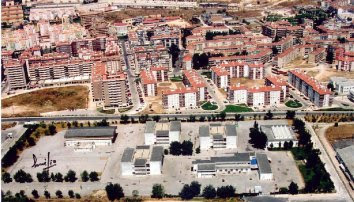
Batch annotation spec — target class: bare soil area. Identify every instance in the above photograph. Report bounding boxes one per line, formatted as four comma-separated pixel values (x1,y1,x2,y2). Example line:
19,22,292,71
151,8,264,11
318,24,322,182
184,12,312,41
325,124,354,144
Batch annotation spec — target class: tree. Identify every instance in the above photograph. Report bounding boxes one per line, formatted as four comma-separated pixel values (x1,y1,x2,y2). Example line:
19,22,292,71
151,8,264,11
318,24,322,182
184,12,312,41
67,122,71,128
289,140,294,149
219,111,226,121
55,190,63,198
327,83,334,91
132,190,139,197
279,187,289,194
120,114,130,124
81,170,89,182
105,183,124,201
190,181,201,197
152,115,161,122
169,141,182,156
181,140,193,155
235,114,243,121
89,171,99,182
75,193,81,199
188,115,196,122
68,190,75,198
37,171,50,182
151,184,165,199
286,110,296,119
249,125,268,149
87,121,91,127
216,185,235,198
164,149,169,155
196,147,200,154
199,116,205,122
179,184,194,200
264,110,273,120
44,191,50,199
202,185,216,199
72,121,79,127
139,114,149,123
27,136,36,146
64,170,77,182
14,170,32,183
32,190,39,199
288,182,299,195
2,172,12,183
168,44,180,67
54,172,63,182
48,124,57,135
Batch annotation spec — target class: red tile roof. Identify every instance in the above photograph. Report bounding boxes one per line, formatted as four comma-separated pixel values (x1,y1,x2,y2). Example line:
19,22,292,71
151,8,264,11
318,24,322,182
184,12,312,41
183,70,206,88
289,70,331,95
140,70,157,85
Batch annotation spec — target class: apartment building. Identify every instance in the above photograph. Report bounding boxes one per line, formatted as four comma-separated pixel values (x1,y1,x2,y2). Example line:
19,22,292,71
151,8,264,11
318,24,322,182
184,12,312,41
162,87,199,109
262,21,303,39
211,66,230,90
151,66,168,82
199,124,237,150
1,1,24,24
330,77,354,95
91,62,129,108
308,48,326,64
121,145,164,176
141,70,157,97
183,70,208,101
4,60,28,90
228,84,282,107
144,121,181,145
209,49,272,65
265,76,288,102
215,62,265,80
288,69,332,107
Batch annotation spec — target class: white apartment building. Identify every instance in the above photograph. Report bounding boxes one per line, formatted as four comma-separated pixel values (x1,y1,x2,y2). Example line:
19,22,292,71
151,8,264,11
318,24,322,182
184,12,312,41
330,77,354,95
144,121,181,146
141,70,157,97
121,145,164,176
199,124,237,150
4,60,28,90
162,87,199,109
211,66,229,90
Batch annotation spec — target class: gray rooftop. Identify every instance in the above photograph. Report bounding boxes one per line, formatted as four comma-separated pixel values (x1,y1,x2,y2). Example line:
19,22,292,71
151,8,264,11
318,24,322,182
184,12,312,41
156,130,169,137
225,124,237,136
150,146,164,162
64,127,116,139
170,121,181,132
336,145,354,178
212,134,224,140
260,125,295,142
210,123,222,127
198,164,216,171
121,147,135,162
256,153,272,174
199,125,210,137
145,121,156,133
211,152,250,163
134,158,147,166
192,159,213,164
136,145,150,150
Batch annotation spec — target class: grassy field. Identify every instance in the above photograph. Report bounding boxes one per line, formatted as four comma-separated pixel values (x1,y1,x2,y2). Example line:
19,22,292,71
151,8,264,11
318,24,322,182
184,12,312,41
2,86,89,117
201,101,218,110
223,104,253,113
285,100,303,108
170,76,183,82
325,124,354,144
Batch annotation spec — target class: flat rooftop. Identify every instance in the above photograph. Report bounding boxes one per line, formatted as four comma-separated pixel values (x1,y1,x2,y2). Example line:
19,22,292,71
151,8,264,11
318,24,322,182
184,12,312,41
260,125,296,141
64,126,116,139
336,145,354,179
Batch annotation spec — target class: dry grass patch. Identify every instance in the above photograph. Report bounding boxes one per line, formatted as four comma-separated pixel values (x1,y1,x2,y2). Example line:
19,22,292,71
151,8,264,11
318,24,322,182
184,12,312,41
1,122,17,130
325,124,354,144
2,86,89,117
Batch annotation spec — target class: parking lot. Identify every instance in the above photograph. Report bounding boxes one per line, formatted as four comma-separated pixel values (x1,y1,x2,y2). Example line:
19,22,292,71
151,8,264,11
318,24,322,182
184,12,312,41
5,120,304,196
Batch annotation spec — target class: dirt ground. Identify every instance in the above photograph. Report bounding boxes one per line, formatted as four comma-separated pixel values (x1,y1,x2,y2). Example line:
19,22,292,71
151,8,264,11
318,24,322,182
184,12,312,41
104,8,204,23
230,78,265,87
325,124,354,144
1,86,89,117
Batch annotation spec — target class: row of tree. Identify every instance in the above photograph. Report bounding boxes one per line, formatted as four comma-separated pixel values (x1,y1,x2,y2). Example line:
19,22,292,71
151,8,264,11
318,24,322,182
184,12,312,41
2,189,81,201
2,169,99,183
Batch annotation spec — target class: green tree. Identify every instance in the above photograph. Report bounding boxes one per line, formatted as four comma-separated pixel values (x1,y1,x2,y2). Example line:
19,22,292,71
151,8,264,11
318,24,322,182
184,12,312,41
219,111,226,121
14,170,32,183
199,116,205,122
27,136,36,146
188,115,196,122
44,191,50,199
54,172,63,182
120,114,130,124
67,122,71,128
89,171,99,182
196,147,200,154
37,171,50,182
72,121,79,127
81,170,89,182
32,190,39,199
55,190,63,198
179,184,194,200
2,172,12,183
168,44,180,67
288,181,299,195
68,190,75,198
216,185,235,198
249,125,268,149
105,183,124,201
181,140,193,155
64,170,77,182
202,185,216,199
286,110,296,119
75,193,81,199
151,184,165,199
152,115,161,122
190,181,201,197
264,110,273,120
169,141,182,156
48,124,57,135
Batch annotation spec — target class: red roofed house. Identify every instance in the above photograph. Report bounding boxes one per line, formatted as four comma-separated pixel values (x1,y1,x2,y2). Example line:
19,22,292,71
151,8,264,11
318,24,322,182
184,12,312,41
183,54,193,70
265,75,288,102
162,87,198,109
182,70,208,101
151,66,168,82
288,69,332,107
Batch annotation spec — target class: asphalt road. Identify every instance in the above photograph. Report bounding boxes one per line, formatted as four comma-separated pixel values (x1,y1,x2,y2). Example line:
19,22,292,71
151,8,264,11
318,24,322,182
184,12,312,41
1,111,353,123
